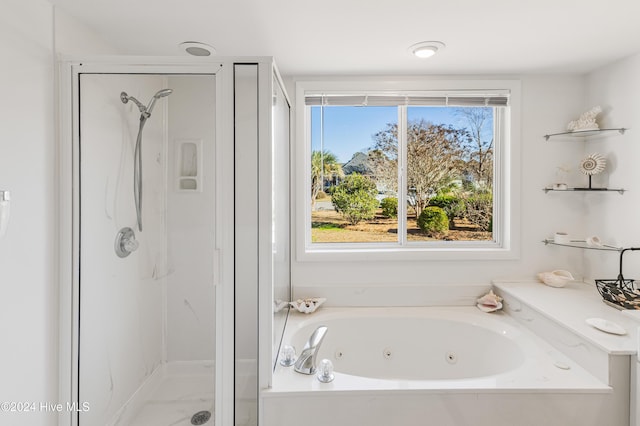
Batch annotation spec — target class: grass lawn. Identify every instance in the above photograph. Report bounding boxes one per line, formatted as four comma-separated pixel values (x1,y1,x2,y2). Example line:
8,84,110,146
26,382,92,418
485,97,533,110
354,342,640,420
311,209,491,243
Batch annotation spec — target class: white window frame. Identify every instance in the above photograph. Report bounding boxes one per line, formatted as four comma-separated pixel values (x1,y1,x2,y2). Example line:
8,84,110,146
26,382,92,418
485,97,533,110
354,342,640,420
294,79,521,262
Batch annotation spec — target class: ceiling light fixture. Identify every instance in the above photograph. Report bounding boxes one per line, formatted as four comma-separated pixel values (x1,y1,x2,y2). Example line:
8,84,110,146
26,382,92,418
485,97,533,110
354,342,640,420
409,41,445,59
180,41,216,57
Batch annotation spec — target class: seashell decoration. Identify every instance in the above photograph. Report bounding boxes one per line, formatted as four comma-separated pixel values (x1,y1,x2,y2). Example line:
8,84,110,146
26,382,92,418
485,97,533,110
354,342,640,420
537,270,574,288
567,106,602,132
476,290,503,313
579,153,606,176
290,297,326,314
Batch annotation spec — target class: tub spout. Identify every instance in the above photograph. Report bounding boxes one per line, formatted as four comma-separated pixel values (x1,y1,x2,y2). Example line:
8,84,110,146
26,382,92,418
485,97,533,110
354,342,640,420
294,326,328,375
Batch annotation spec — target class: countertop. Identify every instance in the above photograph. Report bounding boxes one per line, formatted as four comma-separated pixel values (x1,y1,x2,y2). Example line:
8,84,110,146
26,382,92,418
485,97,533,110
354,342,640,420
623,309,640,324
493,280,639,355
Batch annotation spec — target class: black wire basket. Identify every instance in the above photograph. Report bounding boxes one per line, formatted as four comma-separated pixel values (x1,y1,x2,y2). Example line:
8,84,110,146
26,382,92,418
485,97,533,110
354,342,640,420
595,247,640,310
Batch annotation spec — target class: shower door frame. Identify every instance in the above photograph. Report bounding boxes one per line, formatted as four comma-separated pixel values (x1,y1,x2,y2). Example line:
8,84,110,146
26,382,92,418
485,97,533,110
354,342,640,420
57,57,235,426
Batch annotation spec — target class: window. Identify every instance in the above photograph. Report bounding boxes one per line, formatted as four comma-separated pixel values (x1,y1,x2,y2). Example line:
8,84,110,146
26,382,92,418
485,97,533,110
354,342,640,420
296,80,521,260
310,105,398,243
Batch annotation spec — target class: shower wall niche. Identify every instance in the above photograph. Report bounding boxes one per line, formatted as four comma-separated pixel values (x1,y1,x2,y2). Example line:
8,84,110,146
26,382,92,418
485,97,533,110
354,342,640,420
175,139,202,191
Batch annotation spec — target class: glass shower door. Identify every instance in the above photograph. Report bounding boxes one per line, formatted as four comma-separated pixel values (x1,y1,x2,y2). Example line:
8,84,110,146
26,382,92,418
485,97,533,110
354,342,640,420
77,72,217,426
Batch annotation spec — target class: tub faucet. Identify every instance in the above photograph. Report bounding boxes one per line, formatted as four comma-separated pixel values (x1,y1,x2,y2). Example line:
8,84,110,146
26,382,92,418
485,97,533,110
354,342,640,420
294,326,328,375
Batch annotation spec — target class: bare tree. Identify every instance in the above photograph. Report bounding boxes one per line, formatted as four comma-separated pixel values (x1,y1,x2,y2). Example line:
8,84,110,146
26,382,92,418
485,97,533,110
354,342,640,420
367,148,397,193
372,120,466,217
455,107,494,189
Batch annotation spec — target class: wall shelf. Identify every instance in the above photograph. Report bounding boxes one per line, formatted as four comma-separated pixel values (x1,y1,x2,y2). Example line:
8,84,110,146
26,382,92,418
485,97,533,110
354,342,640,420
542,124,628,254
543,187,625,194
543,127,627,141
542,239,622,252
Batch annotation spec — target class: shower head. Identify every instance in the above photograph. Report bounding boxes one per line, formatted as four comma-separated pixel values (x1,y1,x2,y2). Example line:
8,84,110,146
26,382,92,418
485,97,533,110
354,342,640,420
120,92,146,113
146,88,173,115
121,88,172,118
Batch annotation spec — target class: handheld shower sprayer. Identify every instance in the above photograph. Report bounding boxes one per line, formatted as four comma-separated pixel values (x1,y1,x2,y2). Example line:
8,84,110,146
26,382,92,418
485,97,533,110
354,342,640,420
120,88,173,233
146,89,173,115
120,89,173,118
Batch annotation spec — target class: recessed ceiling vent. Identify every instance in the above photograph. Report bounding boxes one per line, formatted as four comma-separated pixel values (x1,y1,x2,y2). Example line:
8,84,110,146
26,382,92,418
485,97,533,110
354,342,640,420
180,41,216,57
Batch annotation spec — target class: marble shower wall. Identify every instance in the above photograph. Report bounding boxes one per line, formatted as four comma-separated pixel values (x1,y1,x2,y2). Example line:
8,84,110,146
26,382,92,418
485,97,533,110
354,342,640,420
166,75,217,362
79,74,167,425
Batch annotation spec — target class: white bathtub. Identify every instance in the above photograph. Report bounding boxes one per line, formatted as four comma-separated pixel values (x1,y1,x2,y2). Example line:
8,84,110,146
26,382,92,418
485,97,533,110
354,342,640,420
289,309,525,381
262,307,616,426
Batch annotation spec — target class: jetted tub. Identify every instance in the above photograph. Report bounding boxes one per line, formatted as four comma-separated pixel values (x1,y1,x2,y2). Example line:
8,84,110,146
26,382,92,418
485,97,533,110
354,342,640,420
289,310,525,381
262,307,617,426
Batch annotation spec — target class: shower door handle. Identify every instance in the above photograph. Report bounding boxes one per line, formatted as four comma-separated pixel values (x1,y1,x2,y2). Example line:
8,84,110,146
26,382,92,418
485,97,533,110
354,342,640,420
0,190,10,239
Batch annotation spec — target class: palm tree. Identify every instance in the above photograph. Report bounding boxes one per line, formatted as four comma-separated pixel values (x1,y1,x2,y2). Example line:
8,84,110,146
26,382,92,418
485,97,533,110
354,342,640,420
311,150,343,209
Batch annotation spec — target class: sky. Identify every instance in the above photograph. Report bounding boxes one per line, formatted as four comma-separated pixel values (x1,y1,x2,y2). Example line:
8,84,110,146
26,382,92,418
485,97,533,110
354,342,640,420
311,106,493,164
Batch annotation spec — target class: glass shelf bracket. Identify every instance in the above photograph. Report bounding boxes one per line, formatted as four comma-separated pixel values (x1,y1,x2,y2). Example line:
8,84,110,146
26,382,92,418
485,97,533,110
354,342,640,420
542,239,622,251
542,187,625,194
543,128,627,141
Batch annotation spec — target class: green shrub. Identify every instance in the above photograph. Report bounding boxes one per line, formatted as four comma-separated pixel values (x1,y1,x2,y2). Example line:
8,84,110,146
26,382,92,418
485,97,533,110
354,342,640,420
464,193,493,231
380,197,398,218
331,174,379,225
429,194,465,228
417,206,449,237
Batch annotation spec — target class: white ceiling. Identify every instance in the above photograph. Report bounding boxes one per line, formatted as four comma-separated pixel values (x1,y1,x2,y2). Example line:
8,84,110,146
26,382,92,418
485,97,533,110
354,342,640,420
50,0,640,76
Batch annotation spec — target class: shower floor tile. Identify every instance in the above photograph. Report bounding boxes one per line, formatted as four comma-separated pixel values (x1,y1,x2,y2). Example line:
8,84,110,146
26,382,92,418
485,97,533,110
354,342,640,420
130,400,214,426
129,371,215,426
150,375,214,401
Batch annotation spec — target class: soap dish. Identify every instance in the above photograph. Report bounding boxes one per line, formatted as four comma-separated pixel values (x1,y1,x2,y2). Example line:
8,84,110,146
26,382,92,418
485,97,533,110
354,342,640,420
585,317,627,335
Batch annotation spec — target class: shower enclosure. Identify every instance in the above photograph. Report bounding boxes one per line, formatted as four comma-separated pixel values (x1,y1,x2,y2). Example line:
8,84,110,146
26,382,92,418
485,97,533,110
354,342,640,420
58,58,291,426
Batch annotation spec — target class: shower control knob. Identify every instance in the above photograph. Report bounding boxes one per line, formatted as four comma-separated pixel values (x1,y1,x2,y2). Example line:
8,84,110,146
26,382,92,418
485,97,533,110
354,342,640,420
115,227,139,258
123,238,139,252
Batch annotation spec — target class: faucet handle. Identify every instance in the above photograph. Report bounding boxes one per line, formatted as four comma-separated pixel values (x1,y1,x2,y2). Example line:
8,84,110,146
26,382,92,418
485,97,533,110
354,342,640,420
317,359,335,383
279,345,296,367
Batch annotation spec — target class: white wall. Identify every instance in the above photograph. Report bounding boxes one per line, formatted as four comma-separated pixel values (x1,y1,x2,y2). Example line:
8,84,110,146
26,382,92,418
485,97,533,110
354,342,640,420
166,75,217,362
0,2,57,425
287,75,588,303
54,6,120,56
0,1,118,425
584,52,640,282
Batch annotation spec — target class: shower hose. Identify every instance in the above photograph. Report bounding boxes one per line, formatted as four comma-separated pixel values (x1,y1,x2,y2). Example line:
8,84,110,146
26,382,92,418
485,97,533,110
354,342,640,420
134,116,147,232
